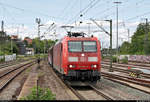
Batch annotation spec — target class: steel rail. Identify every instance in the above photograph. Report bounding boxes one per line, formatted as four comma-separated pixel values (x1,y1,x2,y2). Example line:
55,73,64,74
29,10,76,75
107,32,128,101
0,60,35,78
102,64,150,79
49,61,113,100
0,60,36,91
101,72,150,94
47,62,81,100
87,83,115,100
102,59,150,67
103,76,150,95
101,72,150,86
102,61,150,71
0,58,36,69
65,82,114,100
64,82,86,100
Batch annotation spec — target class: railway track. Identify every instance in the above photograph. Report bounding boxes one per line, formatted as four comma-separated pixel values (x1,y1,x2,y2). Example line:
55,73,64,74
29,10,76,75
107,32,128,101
101,72,150,94
102,59,150,68
0,58,35,69
64,81,115,100
48,60,150,100
101,63,150,79
102,61,150,70
0,60,36,91
70,83,115,100
47,61,115,100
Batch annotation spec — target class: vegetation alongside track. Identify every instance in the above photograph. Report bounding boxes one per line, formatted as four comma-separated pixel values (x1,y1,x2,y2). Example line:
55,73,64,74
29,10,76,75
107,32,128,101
120,23,150,55
20,86,56,100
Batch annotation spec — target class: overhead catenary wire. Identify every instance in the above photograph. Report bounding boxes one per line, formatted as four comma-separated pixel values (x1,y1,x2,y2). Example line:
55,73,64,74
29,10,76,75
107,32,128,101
66,0,101,25
97,0,143,21
125,11,150,22
81,0,101,16
57,0,75,19
90,0,115,19
66,0,97,24
0,3,17,23
0,2,65,20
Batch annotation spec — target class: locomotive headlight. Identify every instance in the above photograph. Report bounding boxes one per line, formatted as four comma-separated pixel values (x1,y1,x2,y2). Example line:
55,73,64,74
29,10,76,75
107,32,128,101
88,57,98,62
68,57,78,62
91,65,97,68
69,65,73,68
93,65,97,68
69,65,75,68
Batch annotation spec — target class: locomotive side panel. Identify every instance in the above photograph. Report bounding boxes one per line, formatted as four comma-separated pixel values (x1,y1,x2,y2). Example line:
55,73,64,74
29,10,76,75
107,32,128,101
53,42,63,74
48,47,53,66
62,38,69,75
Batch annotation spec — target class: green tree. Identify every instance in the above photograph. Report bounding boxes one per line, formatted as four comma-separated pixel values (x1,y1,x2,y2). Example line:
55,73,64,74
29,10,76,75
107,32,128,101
120,23,150,55
120,41,131,54
32,38,55,54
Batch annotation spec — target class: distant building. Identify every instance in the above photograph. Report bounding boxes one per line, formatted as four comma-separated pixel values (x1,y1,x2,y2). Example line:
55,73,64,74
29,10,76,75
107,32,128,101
11,35,18,40
25,48,34,55
11,35,26,55
24,37,32,44
16,40,26,55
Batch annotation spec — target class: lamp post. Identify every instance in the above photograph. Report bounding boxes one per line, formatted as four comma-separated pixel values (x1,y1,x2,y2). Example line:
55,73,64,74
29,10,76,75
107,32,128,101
114,1,122,63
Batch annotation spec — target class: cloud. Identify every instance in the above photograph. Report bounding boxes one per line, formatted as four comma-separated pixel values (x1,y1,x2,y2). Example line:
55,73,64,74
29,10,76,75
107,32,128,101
126,21,140,27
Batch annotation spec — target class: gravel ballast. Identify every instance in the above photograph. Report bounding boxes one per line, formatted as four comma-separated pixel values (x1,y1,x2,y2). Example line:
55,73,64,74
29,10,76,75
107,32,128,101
96,77,150,100
38,61,74,100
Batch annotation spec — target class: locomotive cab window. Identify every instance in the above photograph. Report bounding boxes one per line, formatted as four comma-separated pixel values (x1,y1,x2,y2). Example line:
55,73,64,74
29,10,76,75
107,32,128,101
68,41,82,52
83,41,97,52
68,41,97,52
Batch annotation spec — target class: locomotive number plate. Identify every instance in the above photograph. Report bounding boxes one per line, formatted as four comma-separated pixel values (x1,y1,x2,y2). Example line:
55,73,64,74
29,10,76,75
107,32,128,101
80,57,86,62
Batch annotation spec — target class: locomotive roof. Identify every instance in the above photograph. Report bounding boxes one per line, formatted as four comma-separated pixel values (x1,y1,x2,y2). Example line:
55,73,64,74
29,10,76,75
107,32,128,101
53,36,99,46
48,36,100,51
64,36,99,41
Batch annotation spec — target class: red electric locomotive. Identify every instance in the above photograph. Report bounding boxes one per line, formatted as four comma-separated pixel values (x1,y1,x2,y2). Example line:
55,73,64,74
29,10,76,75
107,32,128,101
48,32,101,82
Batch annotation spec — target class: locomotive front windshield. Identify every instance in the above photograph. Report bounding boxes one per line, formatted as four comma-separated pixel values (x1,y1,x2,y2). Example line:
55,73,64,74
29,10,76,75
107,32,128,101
68,41,97,52
68,41,82,52
83,41,97,52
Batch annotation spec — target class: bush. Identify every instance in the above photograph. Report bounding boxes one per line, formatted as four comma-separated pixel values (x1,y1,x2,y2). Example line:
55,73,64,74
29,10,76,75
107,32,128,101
0,51,4,56
121,56,128,64
20,86,56,100
112,56,118,62
102,55,106,60
0,58,5,62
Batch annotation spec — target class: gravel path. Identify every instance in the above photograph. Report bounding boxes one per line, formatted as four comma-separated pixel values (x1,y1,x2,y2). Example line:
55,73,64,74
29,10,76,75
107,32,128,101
38,61,73,100
96,77,150,100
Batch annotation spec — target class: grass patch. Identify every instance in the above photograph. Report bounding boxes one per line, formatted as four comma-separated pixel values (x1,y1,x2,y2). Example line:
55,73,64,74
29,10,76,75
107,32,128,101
121,56,128,64
25,68,31,73
38,72,45,77
112,56,118,62
0,58,5,62
20,86,56,100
